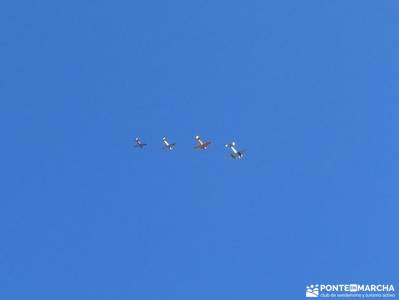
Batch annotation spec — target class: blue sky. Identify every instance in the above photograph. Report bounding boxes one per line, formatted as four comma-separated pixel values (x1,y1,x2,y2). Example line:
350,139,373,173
1,1,398,299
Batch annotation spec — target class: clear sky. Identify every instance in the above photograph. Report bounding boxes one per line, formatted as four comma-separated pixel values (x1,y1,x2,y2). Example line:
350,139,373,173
1,1,398,299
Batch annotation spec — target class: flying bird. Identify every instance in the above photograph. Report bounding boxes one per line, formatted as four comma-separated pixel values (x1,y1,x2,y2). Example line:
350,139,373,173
134,137,147,149
162,137,176,150
225,141,245,159
194,135,211,150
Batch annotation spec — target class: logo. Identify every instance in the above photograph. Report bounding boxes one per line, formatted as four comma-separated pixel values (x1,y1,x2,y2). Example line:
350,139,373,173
306,284,319,298
305,283,396,298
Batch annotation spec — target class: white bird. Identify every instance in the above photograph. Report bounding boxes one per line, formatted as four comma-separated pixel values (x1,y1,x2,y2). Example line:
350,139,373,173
225,141,245,159
162,137,176,150
134,137,147,149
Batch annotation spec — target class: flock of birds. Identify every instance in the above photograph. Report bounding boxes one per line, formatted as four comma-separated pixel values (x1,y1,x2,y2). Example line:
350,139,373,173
134,135,245,159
